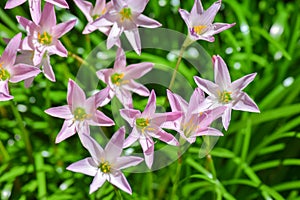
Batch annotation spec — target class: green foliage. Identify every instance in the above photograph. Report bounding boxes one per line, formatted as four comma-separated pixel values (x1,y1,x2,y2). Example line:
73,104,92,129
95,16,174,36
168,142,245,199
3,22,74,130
0,0,300,199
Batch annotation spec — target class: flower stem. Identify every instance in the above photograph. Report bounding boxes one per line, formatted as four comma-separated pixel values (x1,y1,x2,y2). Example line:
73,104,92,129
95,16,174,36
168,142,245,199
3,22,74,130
10,101,34,163
114,186,123,200
206,153,217,179
168,36,194,90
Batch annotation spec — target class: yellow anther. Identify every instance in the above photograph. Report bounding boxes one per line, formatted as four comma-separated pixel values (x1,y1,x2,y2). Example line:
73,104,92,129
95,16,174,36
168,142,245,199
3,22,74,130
38,32,52,45
119,7,132,21
192,25,207,35
99,161,111,173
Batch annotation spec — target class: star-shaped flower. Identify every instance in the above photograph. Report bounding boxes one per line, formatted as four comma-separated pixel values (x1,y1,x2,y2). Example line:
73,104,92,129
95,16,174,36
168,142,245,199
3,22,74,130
67,127,143,194
92,0,162,54
194,55,260,130
96,48,153,108
166,89,225,143
120,90,182,168
179,0,235,42
0,33,41,101
45,79,115,143
16,3,76,69
5,0,69,24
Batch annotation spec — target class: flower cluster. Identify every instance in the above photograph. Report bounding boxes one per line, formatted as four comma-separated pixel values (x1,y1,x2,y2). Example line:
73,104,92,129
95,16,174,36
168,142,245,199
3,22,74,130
1,0,260,195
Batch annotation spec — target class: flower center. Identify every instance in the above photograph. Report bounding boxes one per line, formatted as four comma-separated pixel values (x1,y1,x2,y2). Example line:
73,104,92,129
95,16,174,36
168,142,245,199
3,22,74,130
92,8,106,20
136,118,149,128
192,25,207,35
119,7,132,21
38,32,52,45
111,73,124,85
0,63,10,81
99,161,111,173
219,91,232,103
74,107,90,121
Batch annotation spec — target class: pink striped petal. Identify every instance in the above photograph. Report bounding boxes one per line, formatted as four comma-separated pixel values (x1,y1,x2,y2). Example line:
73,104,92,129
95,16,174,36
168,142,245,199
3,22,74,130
28,0,41,24
135,14,161,28
52,19,77,38
89,171,106,194
232,93,260,113
124,28,141,55
1,33,21,67
140,136,154,168
122,80,150,96
66,157,98,176
55,120,76,143
9,63,41,83
67,79,86,109
5,0,26,9
105,127,125,160
120,109,141,127
110,173,132,194
80,134,105,163
124,62,153,80
46,0,69,8
44,105,72,119
116,156,143,170
194,76,219,97
40,3,56,31
142,90,156,117
214,55,231,89
232,73,256,91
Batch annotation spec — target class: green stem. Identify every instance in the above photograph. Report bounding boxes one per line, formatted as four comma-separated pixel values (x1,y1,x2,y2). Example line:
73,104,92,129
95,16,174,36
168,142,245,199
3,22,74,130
170,159,183,199
10,101,33,163
114,186,123,200
206,154,217,179
0,139,9,163
168,37,194,90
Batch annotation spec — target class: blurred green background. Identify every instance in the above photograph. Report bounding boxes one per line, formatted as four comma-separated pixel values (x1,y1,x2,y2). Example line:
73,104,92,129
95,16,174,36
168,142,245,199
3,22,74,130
0,0,300,199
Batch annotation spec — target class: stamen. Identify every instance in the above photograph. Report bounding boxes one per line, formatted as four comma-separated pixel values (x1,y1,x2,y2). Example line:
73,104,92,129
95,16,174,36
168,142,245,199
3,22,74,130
99,161,111,173
38,32,52,45
218,90,232,103
111,73,124,85
119,7,132,21
192,25,207,35
0,63,10,81
73,107,91,121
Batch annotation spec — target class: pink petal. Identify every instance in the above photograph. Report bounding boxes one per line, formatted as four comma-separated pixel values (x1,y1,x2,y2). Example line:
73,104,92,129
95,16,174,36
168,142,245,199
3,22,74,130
140,136,154,168
74,0,93,21
114,48,127,71
110,173,132,195
122,80,150,96
91,110,115,126
150,128,179,146
32,49,45,66
232,92,260,113
166,89,188,112
28,0,41,24
83,24,100,34
91,14,114,28
41,55,56,82
80,134,105,163
195,127,223,137
123,128,140,148
134,14,161,28
44,105,73,119
127,0,149,13
222,107,232,131
142,90,156,117
5,0,26,9
67,79,86,110
186,88,205,116
178,9,191,28
46,0,69,8
16,16,37,34
115,156,143,170
124,62,154,80
191,0,204,17
55,120,77,143
198,0,221,25
107,23,123,49
89,171,106,194
105,127,125,161
194,76,219,97
198,106,226,128
214,55,231,89
48,41,68,57
0,80,13,101
40,3,56,31
124,28,141,55
1,33,21,67
232,73,257,91
52,19,77,39
94,0,106,14
9,63,41,83
115,87,133,108
24,77,35,88
112,0,124,11
66,157,98,176
206,22,236,36
151,112,182,127
96,69,112,83
120,109,141,127
94,87,110,107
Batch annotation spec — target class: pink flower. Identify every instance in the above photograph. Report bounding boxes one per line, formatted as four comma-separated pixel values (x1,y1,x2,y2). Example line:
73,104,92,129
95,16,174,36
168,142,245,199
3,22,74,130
5,0,69,24
16,3,76,69
179,0,235,42
45,79,114,143
67,127,143,194
194,55,260,130
74,0,112,34
120,90,181,168
166,89,225,144
96,48,153,108
0,33,40,101
92,0,162,55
